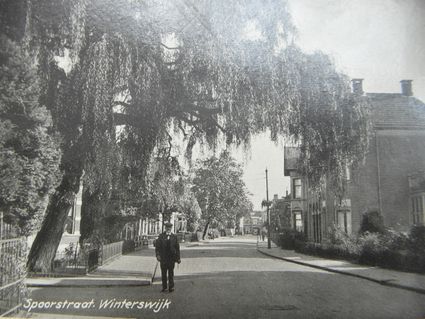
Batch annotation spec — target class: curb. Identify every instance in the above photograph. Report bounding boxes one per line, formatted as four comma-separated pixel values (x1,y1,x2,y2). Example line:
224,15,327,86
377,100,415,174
257,248,425,295
28,313,129,318
26,278,151,288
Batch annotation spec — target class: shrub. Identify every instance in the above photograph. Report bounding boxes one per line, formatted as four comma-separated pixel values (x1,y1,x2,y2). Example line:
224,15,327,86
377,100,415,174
409,225,425,255
380,229,409,251
328,224,348,245
279,228,305,250
358,232,385,265
404,253,425,273
326,224,361,258
359,210,386,235
293,225,424,273
379,249,424,272
355,229,425,270
122,240,135,254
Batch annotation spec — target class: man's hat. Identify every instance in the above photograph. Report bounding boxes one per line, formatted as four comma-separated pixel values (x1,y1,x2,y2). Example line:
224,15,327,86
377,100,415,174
164,222,173,228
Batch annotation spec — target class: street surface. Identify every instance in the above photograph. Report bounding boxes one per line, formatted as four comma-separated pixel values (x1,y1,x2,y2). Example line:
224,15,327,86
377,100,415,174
28,236,425,319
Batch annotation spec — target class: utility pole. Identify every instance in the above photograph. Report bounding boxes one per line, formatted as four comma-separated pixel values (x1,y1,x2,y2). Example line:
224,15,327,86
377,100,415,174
265,168,271,249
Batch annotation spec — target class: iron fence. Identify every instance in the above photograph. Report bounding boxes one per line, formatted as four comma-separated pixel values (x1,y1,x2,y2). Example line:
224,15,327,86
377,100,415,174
52,243,94,274
48,240,123,275
0,236,27,317
100,241,123,265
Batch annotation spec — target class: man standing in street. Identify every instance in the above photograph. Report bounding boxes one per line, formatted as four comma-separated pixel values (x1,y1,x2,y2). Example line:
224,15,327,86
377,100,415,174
155,222,181,292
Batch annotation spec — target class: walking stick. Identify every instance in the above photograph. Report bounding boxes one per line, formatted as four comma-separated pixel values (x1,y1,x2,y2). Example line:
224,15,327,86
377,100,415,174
152,261,159,283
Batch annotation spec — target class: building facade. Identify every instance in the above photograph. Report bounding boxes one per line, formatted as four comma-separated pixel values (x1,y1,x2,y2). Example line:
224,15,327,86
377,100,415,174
243,211,266,234
284,80,425,242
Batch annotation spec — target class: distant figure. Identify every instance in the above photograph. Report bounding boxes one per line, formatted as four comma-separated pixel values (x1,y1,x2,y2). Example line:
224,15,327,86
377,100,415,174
261,227,266,241
155,222,181,292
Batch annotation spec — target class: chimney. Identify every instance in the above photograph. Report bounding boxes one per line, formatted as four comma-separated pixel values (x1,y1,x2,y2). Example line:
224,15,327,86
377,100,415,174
273,194,278,201
351,79,364,95
400,80,413,96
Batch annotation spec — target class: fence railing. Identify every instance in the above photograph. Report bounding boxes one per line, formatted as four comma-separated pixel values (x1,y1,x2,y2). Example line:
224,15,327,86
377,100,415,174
0,237,27,317
52,243,96,274
48,240,124,275
100,241,123,265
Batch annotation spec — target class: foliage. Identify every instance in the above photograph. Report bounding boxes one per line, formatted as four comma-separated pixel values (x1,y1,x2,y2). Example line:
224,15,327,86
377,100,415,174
6,0,370,265
359,210,386,235
409,225,425,255
147,156,184,218
100,215,134,244
122,239,136,254
357,232,384,263
293,226,424,273
290,54,371,196
380,229,409,251
0,35,62,235
178,185,202,232
278,228,306,250
328,224,353,246
270,199,291,230
192,151,252,230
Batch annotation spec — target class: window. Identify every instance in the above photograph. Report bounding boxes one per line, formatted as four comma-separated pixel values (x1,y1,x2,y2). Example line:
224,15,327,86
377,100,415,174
337,210,352,234
293,178,302,199
411,195,424,225
294,212,303,232
345,163,351,181
313,213,322,243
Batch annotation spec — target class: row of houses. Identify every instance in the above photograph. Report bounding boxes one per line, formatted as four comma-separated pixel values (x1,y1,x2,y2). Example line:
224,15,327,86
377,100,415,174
56,184,187,252
283,80,425,242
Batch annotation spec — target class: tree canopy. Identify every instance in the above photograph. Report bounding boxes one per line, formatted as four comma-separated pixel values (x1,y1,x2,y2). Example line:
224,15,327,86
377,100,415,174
0,0,370,271
21,0,369,202
192,151,252,236
0,35,62,236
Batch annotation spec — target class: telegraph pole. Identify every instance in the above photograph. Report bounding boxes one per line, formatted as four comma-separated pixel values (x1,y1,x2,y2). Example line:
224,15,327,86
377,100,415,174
265,168,271,249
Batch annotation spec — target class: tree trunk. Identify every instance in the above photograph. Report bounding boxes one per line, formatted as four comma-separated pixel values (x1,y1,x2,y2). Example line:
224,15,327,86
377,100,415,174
79,188,109,244
27,172,81,272
202,220,210,240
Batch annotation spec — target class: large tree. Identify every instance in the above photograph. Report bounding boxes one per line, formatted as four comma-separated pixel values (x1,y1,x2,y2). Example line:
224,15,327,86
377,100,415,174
192,151,252,239
2,0,370,271
0,35,62,236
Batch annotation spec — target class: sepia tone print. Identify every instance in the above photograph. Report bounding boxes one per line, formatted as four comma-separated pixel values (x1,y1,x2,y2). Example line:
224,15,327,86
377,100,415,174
1,0,425,318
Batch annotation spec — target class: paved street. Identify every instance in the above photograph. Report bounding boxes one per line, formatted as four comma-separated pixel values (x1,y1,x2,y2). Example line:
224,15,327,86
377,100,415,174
27,236,425,319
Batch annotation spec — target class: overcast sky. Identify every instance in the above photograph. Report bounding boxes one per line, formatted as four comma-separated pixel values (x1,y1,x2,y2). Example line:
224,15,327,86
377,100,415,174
242,0,425,210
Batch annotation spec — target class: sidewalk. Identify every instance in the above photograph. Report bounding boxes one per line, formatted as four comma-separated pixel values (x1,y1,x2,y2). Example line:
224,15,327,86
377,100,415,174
257,240,425,295
26,240,208,288
26,247,157,288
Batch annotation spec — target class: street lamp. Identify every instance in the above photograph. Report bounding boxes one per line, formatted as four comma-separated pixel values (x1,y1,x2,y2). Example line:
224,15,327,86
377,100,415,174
261,168,272,249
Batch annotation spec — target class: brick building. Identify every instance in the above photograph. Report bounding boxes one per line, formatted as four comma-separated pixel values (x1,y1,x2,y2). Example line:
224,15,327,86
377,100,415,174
284,80,425,242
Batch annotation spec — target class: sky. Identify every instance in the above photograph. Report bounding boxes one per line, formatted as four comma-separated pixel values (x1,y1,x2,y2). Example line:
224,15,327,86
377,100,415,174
240,0,425,210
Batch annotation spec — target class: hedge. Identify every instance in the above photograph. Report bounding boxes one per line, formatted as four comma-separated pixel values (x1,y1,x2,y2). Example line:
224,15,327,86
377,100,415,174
278,225,425,274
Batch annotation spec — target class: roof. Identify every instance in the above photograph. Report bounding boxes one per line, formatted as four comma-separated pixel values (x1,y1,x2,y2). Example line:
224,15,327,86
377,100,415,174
282,93,425,176
367,94,425,129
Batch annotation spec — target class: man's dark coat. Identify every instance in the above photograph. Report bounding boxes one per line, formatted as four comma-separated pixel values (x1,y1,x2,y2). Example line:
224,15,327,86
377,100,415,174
155,232,180,263
155,232,181,291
